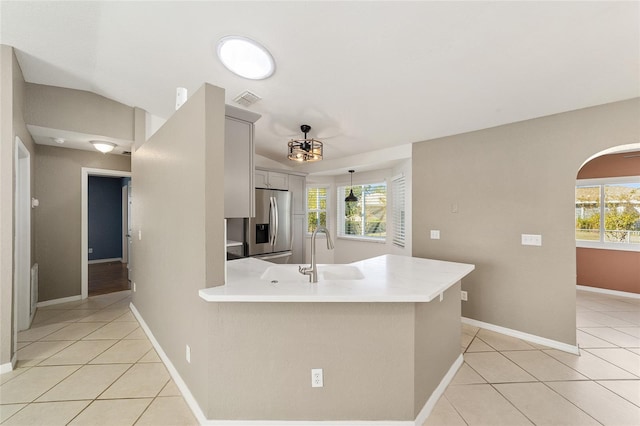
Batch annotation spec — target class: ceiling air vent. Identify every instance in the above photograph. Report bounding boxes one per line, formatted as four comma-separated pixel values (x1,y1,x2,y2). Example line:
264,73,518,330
233,90,261,107
122,151,132,156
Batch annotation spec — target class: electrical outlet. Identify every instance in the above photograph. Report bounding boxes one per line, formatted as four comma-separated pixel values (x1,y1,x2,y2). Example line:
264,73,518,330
430,230,440,239
186,345,191,363
311,368,323,388
461,290,468,301
138,230,142,241
88,248,93,254
521,234,542,246
133,282,136,292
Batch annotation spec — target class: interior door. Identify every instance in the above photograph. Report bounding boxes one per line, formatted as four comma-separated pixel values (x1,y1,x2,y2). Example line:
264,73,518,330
127,180,132,281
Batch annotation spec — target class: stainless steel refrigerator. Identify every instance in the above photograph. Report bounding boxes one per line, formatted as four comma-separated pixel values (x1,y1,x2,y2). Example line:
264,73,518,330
245,189,292,262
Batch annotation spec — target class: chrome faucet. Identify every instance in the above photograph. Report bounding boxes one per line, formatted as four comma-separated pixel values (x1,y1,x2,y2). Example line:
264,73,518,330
299,226,334,283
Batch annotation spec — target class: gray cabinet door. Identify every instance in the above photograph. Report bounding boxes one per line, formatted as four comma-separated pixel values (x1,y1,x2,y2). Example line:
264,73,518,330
224,117,254,218
291,214,306,264
288,174,305,215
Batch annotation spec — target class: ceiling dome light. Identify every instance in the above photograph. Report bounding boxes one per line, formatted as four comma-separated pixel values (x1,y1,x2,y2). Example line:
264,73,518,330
90,140,116,154
217,36,275,80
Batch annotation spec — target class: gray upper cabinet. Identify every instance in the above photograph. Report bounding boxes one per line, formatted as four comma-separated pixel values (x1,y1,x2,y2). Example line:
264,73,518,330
225,106,261,218
288,174,305,215
255,169,288,190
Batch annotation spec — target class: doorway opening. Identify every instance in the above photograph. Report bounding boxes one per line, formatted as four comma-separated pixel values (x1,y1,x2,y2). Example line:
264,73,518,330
575,143,640,298
81,168,132,299
14,137,33,336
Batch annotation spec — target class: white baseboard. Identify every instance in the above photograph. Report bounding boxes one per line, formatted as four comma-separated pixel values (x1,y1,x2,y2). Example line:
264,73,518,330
576,285,640,300
88,257,123,264
1,352,17,374
413,354,463,426
129,303,209,425
36,294,82,308
462,317,580,355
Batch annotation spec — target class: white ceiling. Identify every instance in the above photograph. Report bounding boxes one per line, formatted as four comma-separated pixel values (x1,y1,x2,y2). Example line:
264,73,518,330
1,1,639,173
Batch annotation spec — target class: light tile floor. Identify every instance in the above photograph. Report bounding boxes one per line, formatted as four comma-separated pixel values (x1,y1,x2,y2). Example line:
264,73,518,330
426,289,640,426
2,289,639,425
0,290,198,425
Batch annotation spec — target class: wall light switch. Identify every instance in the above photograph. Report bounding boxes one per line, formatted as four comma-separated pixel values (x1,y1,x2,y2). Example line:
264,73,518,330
521,234,542,246
451,203,459,213
430,230,440,239
138,230,142,241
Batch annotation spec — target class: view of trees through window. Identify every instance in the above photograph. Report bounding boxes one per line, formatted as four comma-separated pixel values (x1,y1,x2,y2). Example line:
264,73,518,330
341,183,386,239
307,187,327,233
576,182,640,244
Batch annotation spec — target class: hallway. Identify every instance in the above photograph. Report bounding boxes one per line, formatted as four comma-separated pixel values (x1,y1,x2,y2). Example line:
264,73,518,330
0,291,197,425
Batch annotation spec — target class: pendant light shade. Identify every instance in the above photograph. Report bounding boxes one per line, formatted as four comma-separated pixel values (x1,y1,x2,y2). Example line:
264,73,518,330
345,170,358,202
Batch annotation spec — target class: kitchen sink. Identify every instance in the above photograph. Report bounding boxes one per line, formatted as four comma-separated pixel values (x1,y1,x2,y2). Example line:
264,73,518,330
260,264,365,283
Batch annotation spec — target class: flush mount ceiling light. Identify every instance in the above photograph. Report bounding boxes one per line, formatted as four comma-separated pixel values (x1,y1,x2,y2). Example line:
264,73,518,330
217,36,275,80
288,125,323,162
90,140,116,154
345,170,358,202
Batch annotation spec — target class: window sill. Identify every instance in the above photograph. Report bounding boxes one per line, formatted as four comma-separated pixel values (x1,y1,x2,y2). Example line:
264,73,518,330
336,236,387,244
576,241,640,252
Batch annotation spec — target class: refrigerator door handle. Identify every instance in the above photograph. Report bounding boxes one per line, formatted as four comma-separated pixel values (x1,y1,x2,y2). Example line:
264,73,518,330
273,197,279,246
269,197,276,246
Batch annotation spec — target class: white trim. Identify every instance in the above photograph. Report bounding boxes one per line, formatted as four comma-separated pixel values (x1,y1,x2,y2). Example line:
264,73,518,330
462,317,580,355
576,241,640,252
88,257,123,265
576,176,640,186
203,421,412,425
336,236,386,244
129,303,208,425
0,352,17,374
413,354,463,426
576,284,640,300
81,168,131,300
36,294,82,308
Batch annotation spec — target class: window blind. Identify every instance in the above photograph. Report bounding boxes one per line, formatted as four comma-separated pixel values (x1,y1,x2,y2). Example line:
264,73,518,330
392,175,406,248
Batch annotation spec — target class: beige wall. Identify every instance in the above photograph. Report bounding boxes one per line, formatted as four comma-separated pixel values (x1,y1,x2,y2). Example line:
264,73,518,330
413,98,640,345
35,145,130,301
1,45,37,366
207,285,461,421
131,84,226,412
26,83,135,140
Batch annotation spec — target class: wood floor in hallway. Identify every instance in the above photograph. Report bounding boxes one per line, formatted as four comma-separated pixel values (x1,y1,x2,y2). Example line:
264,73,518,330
88,262,130,297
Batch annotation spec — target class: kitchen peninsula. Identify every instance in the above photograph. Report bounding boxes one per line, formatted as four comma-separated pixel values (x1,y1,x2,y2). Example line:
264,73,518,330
199,255,474,424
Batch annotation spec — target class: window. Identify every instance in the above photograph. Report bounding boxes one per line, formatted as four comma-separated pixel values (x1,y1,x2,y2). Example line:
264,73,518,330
576,178,640,248
338,182,386,240
391,175,406,248
306,186,328,233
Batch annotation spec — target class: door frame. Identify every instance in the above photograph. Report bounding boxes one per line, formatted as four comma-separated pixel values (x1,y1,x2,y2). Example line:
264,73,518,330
81,168,132,299
14,137,31,337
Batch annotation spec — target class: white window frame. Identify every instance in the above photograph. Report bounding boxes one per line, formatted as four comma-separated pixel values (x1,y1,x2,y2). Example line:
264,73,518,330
391,174,406,248
576,176,640,252
337,181,387,243
306,185,329,235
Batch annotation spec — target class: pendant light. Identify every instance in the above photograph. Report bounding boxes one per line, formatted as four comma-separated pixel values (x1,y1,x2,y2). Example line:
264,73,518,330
345,170,358,202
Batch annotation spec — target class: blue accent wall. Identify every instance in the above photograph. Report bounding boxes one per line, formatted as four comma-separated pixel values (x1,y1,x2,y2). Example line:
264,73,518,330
88,176,123,260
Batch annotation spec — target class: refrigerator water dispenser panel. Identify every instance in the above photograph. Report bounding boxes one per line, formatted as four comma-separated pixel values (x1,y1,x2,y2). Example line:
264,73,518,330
255,224,270,244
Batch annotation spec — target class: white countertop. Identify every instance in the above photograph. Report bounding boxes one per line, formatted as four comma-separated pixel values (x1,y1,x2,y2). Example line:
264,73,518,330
199,254,475,303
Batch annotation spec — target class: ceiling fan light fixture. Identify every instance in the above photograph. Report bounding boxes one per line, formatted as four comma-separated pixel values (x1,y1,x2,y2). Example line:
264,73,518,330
217,35,275,80
90,140,116,154
288,124,323,162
